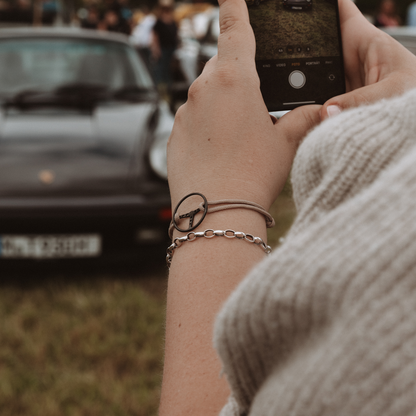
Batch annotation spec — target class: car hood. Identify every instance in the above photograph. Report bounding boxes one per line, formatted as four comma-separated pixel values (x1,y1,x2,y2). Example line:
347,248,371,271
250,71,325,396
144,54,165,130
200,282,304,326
0,102,159,197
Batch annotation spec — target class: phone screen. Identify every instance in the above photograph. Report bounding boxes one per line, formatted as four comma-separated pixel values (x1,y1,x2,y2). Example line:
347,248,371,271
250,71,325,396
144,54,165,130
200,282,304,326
248,0,345,111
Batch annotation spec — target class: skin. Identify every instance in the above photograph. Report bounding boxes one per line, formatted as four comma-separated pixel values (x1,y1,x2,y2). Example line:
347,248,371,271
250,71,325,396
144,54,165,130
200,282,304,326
159,0,416,415
321,0,416,117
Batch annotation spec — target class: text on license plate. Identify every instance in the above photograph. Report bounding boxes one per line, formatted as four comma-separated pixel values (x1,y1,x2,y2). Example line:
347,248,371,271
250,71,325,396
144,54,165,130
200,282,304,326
0,234,102,259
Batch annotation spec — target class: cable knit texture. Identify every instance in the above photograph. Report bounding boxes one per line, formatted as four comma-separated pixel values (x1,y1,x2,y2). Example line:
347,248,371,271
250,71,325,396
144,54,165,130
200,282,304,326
214,89,416,416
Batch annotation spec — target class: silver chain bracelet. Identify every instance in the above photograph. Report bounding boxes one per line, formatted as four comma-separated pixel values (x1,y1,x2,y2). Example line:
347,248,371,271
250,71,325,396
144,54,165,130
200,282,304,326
166,229,272,268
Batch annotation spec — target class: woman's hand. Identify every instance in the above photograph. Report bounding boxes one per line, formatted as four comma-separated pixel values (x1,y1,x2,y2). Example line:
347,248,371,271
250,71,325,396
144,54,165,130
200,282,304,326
162,1,320,415
167,0,321,212
322,0,416,119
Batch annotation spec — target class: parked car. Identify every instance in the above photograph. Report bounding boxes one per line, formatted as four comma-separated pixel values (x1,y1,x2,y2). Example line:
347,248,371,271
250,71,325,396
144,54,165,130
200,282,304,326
384,27,416,55
0,27,173,264
283,0,312,10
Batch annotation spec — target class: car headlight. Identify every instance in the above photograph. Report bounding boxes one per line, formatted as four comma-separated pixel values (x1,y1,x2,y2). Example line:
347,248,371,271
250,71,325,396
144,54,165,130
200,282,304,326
149,101,174,180
149,130,169,179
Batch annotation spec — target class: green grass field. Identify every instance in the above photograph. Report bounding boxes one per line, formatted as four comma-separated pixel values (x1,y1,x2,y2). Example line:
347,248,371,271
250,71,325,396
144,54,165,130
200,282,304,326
0,186,296,416
249,0,340,60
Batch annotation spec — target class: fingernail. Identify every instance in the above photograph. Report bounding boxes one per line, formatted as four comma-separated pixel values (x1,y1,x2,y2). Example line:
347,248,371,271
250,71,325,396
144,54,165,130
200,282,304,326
327,105,342,118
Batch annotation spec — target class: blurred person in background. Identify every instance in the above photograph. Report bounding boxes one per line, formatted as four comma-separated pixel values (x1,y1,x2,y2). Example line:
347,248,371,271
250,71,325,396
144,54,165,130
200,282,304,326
0,0,32,24
42,0,58,24
407,0,416,25
374,0,400,27
131,5,156,68
80,6,100,29
119,0,133,28
151,1,178,94
98,6,130,34
97,0,131,34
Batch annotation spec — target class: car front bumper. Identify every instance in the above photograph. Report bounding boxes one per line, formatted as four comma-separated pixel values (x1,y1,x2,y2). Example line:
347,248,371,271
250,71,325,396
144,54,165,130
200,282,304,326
0,193,172,264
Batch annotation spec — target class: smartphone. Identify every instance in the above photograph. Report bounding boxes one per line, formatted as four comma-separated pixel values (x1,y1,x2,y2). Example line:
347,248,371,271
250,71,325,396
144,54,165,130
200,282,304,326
247,0,345,112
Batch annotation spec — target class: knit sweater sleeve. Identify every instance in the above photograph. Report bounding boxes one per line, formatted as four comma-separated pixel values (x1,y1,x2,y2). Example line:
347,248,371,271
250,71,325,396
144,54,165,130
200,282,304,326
214,89,416,416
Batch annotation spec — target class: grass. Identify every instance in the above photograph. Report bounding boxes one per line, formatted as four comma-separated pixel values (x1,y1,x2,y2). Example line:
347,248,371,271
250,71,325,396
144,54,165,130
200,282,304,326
0,187,296,416
0,271,168,416
268,180,297,247
249,0,340,60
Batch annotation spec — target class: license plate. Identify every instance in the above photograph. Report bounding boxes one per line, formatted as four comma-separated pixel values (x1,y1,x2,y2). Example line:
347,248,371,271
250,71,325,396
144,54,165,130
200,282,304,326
0,234,102,259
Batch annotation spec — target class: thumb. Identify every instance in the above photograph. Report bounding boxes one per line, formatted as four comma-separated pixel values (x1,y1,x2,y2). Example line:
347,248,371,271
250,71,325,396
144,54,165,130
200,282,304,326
265,104,321,200
278,104,322,147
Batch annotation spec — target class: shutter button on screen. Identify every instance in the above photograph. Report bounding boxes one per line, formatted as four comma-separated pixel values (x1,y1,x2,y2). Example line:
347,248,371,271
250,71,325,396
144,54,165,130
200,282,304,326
289,70,306,89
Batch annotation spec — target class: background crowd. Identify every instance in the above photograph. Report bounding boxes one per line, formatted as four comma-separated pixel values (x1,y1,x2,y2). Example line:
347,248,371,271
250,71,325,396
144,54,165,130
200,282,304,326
1,0,416,103
76,0,416,104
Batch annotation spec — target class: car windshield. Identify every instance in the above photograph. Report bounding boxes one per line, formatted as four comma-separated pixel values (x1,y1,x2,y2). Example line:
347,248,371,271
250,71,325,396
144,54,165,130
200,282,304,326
0,37,154,97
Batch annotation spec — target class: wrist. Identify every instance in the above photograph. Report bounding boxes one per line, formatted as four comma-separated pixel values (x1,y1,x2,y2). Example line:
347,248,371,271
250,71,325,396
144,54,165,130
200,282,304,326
169,208,269,271
169,193,273,241
170,208,268,241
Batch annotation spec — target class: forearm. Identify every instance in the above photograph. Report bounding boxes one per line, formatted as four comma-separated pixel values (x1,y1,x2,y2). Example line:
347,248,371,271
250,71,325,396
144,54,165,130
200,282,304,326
159,209,267,415
159,0,321,412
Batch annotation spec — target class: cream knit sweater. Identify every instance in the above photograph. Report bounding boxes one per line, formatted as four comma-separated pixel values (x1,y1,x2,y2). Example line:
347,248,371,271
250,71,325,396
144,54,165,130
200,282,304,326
214,89,416,416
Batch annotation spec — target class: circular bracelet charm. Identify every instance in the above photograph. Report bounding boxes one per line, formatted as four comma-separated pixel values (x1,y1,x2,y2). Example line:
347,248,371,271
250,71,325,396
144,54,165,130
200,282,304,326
172,192,208,234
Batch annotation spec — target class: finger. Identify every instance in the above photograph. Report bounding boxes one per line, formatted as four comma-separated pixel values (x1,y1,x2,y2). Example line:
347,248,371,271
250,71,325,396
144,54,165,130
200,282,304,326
274,105,322,168
320,75,413,120
338,0,366,26
278,105,322,145
217,0,256,68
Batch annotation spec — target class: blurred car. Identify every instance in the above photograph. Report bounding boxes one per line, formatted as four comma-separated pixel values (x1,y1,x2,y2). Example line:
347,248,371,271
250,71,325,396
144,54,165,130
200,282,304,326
0,27,173,264
384,26,416,55
283,0,312,10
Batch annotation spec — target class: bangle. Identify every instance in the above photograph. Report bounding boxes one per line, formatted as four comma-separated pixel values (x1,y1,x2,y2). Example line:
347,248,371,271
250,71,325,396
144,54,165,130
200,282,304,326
166,229,272,268
169,192,275,239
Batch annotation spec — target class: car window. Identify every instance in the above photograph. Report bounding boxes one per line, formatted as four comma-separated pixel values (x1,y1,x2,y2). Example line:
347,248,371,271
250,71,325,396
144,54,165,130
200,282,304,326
0,38,154,95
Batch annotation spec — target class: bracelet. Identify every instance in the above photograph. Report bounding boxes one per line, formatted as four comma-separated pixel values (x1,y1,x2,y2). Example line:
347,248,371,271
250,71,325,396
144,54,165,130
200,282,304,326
169,192,275,239
166,229,272,268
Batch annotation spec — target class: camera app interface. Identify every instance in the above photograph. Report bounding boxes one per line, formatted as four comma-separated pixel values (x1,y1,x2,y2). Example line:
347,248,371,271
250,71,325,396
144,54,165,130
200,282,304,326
248,0,345,111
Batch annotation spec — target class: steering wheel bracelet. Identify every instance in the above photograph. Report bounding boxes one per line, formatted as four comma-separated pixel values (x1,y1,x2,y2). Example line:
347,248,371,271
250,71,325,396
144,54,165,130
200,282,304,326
169,193,275,239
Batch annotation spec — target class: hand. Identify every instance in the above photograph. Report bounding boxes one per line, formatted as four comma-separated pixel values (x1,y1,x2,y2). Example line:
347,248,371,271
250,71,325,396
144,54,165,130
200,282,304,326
322,0,416,119
167,0,321,212
162,2,319,414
